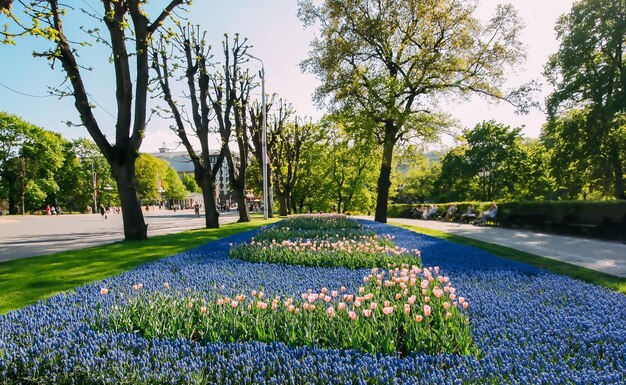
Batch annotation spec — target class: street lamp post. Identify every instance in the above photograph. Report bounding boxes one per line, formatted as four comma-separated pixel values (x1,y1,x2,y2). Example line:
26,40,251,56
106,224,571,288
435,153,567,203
478,168,491,201
245,52,268,220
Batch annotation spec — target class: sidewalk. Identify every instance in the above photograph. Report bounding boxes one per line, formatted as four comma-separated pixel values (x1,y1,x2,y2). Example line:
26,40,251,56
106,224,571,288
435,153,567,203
360,216,626,278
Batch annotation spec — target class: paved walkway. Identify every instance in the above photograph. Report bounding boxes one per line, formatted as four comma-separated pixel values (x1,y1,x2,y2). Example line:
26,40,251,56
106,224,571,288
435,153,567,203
0,209,240,262
359,217,626,278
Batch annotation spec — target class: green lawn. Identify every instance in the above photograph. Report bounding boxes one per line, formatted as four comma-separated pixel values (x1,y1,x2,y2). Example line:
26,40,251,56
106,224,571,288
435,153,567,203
391,222,626,295
0,218,279,314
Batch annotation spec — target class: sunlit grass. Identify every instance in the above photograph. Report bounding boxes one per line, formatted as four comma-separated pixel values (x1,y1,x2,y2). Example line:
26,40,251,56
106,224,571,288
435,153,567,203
0,217,279,314
392,222,626,295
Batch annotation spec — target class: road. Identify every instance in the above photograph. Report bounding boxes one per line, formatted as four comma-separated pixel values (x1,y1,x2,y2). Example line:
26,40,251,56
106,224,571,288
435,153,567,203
0,209,240,262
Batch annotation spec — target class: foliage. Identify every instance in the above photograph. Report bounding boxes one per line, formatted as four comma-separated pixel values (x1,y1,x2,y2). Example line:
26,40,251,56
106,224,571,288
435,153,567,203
135,154,168,202
544,0,626,199
0,112,65,214
1,222,626,383
100,265,472,356
393,146,441,203
56,138,117,213
432,121,552,202
163,166,189,201
181,173,201,193
299,0,531,222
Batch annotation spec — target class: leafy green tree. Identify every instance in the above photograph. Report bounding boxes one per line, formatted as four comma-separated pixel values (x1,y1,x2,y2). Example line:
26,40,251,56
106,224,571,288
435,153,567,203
545,0,626,199
299,0,531,222
394,146,441,203
0,113,65,214
181,173,201,194
163,166,189,201
56,138,117,213
432,144,473,202
541,110,610,199
2,0,188,240
290,133,334,214
135,154,168,203
434,121,533,201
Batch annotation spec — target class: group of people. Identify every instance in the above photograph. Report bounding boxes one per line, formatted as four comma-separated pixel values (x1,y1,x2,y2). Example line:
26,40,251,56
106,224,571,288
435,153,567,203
45,204,62,216
411,203,498,226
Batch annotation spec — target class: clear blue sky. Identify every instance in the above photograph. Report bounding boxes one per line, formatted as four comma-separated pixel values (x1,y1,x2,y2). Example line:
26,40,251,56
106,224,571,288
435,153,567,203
0,0,574,152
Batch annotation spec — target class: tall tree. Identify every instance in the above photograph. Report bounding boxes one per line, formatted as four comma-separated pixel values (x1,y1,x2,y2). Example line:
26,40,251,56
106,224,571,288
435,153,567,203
152,24,225,228
299,0,531,222
163,166,189,202
2,0,187,240
545,0,626,199
209,34,253,222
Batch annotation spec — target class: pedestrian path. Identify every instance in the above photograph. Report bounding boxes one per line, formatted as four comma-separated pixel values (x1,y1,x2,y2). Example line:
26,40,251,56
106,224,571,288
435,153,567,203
359,216,626,278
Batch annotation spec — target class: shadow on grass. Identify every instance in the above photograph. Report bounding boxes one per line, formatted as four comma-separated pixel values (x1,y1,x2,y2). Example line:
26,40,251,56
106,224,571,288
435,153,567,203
392,222,626,295
0,219,279,314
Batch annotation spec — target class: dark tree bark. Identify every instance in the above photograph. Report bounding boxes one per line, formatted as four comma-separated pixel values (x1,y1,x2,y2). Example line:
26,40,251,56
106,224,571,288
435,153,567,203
15,0,185,240
210,34,252,223
152,25,225,228
374,121,398,223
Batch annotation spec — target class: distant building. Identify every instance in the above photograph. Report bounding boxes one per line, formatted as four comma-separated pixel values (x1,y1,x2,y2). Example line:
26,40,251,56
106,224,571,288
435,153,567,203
151,144,232,205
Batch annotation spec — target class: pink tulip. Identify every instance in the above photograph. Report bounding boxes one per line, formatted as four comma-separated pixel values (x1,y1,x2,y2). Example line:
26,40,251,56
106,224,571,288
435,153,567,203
424,296,430,303
407,295,416,305
354,300,362,308
163,282,170,289
415,315,423,323
463,302,469,309
443,302,451,310
363,309,372,318
423,305,431,317
404,304,411,314
326,306,335,317
100,288,108,295
331,290,339,297
217,298,224,306
459,296,465,304
445,312,452,320
200,306,207,315
231,300,239,308
348,311,357,320
382,306,394,315
370,302,378,310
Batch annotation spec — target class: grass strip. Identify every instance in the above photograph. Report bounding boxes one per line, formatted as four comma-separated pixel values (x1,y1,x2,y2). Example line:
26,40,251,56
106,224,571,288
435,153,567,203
0,218,279,314
391,222,626,295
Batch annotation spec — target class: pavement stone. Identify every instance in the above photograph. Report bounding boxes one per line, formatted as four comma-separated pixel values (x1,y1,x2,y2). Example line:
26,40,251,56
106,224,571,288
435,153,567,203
359,216,626,278
0,209,240,262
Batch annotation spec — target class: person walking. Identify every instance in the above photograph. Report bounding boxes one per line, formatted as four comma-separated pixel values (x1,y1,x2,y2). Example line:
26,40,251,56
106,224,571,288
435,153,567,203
99,204,107,220
46,205,51,216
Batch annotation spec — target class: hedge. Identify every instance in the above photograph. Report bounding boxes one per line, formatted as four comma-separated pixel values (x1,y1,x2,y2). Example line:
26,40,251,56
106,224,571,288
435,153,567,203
388,200,626,241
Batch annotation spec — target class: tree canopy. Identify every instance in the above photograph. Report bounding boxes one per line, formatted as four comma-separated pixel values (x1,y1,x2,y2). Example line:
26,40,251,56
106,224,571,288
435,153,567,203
299,0,532,222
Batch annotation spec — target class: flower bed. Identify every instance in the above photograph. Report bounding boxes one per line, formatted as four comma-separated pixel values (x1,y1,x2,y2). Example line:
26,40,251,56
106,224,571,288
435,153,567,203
251,226,370,242
274,214,363,231
1,219,625,384
97,265,473,356
229,234,422,269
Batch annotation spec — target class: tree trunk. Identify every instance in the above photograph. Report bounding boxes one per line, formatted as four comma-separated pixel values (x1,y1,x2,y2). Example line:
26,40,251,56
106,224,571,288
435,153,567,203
267,165,274,218
233,185,250,222
374,122,397,223
610,145,625,199
111,158,148,240
277,191,289,216
198,174,220,228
